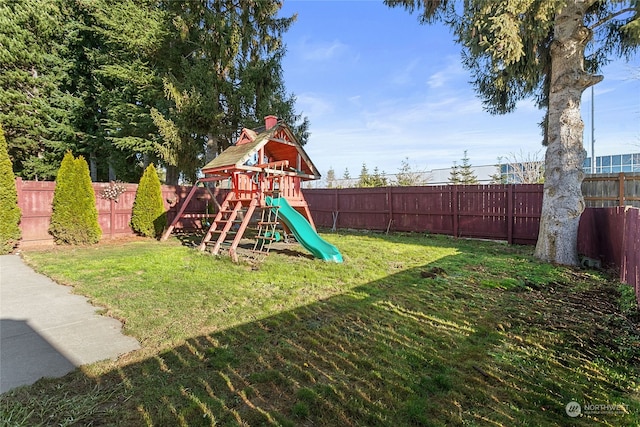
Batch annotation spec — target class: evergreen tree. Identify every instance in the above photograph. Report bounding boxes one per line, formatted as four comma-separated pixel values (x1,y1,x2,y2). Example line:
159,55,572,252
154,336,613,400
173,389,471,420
62,0,151,183
386,0,640,265
458,150,479,185
0,0,76,179
395,157,429,186
147,0,303,184
490,156,508,184
49,151,102,244
0,124,21,253
448,161,461,185
1,0,305,184
340,167,352,188
371,167,389,187
358,164,388,187
75,0,305,184
130,164,166,238
326,167,336,188
358,163,371,187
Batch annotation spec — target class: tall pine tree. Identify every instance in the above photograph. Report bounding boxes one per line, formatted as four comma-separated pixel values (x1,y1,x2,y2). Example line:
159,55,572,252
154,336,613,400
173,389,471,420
72,0,306,184
2,0,308,184
0,0,76,179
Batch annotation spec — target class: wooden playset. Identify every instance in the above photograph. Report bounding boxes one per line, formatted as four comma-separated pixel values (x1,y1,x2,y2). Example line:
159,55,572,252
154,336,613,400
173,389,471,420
161,116,341,262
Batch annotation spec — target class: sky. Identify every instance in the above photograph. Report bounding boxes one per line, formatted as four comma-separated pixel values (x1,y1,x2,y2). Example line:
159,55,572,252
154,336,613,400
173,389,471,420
277,0,640,179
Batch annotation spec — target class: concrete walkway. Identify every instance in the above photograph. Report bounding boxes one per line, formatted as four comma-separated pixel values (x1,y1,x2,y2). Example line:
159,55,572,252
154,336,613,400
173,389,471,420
0,254,140,394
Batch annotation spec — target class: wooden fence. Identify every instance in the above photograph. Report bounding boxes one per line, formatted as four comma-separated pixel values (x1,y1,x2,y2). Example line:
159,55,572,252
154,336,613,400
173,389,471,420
16,173,633,244
15,179,194,244
304,186,638,304
304,185,543,244
13,177,638,304
578,207,639,303
582,172,640,208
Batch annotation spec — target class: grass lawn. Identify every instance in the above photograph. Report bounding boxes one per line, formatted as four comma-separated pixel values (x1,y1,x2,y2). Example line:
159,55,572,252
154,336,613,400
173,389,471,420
1,231,639,426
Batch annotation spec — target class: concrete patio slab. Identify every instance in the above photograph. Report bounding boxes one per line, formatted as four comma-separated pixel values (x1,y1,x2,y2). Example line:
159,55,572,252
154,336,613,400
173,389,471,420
0,254,140,394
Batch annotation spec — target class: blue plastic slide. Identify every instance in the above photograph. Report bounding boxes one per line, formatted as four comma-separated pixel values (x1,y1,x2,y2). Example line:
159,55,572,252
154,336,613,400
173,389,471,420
266,196,343,263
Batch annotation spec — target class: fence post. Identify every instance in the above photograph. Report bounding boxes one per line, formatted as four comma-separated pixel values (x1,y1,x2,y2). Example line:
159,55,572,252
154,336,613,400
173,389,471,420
620,207,627,284
387,186,393,232
331,188,340,231
15,177,23,209
452,186,458,238
619,173,625,207
507,185,513,244
110,197,116,238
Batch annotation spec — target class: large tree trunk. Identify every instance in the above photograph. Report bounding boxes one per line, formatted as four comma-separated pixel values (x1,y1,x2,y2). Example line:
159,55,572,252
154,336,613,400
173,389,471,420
165,165,179,186
205,134,218,164
534,0,602,265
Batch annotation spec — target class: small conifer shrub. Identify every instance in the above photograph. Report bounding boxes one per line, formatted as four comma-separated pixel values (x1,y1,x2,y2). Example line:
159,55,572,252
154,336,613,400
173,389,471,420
130,164,166,238
0,124,21,253
49,151,102,244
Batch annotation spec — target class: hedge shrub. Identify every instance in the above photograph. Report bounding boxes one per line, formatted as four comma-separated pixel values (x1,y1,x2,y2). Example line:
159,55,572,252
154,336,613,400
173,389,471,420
0,124,21,253
130,163,166,238
49,151,102,244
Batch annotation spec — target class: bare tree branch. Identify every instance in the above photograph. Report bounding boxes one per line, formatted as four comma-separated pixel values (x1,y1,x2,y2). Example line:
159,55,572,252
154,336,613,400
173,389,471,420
589,7,637,31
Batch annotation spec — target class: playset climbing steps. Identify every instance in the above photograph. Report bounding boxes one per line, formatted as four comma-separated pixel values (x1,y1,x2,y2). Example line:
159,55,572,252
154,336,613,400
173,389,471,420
197,193,256,258
160,115,342,262
251,200,281,256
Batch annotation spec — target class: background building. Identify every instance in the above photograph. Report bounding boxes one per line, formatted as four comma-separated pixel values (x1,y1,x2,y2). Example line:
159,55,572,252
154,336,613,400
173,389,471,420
583,153,640,174
311,152,640,188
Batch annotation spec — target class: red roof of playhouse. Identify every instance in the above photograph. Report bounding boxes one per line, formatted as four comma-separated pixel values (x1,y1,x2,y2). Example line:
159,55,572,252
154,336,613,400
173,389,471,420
201,116,321,180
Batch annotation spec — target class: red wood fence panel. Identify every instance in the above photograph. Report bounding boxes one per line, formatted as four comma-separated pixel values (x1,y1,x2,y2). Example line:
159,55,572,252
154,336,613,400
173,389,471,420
512,184,544,245
390,186,453,234
163,185,229,231
304,184,543,243
305,188,339,231
578,207,640,305
15,179,55,243
577,208,624,268
457,185,507,241
622,209,640,304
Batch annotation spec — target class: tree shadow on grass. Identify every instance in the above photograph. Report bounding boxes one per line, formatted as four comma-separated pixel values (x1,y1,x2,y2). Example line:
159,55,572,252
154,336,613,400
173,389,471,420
3,251,639,426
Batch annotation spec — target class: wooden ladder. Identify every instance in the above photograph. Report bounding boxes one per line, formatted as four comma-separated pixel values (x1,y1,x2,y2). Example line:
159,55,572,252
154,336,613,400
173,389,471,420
252,201,281,256
198,193,244,254
227,198,259,262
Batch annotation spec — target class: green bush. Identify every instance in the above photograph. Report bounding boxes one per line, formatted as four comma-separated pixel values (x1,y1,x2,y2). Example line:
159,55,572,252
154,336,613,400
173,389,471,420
0,124,21,253
130,164,166,238
49,151,102,244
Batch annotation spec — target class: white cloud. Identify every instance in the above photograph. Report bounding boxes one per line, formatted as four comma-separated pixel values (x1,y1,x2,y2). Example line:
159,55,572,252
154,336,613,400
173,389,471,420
427,57,466,89
296,94,333,117
427,71,447,88
348,95,362,106
361,96,484,129
391,59,420,85
300,39,348,61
